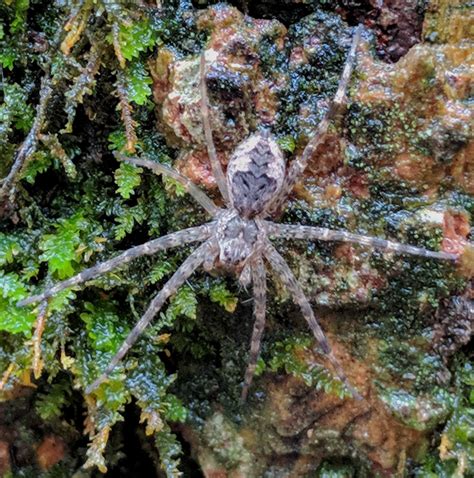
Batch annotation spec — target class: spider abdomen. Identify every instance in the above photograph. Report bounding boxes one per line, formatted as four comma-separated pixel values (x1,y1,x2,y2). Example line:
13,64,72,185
227,132,285,218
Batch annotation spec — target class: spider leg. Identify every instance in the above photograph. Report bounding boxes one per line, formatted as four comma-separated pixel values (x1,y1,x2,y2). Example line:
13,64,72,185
266,25,362,216
264,242,362,400
241,255,267,402
200,52,230,205
116,154,220,217
265,222,458,261
18,224,212,306
86,239,216,394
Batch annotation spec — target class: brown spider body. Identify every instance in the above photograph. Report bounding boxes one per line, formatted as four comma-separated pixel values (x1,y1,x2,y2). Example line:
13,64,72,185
19,25,462,402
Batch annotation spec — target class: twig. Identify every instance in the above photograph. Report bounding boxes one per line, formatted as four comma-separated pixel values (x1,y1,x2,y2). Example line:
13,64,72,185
61,0,92,55
112,22,126,69
0,363,16,391
0,75,53,204
63,43,103,132
116,70,137,153
32,300,49,380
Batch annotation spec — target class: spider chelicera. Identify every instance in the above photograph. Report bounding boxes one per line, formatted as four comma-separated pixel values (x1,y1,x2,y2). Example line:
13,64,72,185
19,25,458,401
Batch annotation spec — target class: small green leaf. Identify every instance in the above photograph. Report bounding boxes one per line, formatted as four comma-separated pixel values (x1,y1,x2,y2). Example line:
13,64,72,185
163,176,186,198
163,394,187,422
39,233,77,278
20,150,52,183
10,0,30,33
210,283,238,313
277,135,296,153
0,300,36,334
0,272,35,334
80,302,129,353
39,214,90,279
0,233,21,266
108,130,127,151
115,162,142,199
0,271,28,301
149,260,173,284
168,286,197,321
125,60,153,105
118,19,159,61
114,205,145,240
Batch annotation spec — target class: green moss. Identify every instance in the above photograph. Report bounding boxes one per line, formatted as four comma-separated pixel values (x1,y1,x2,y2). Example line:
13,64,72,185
414,360,474,477
261,334,352,399
275,10,353,144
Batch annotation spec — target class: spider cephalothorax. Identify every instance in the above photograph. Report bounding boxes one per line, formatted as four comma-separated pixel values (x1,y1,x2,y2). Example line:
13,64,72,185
19,25,462,401
215,210,260,269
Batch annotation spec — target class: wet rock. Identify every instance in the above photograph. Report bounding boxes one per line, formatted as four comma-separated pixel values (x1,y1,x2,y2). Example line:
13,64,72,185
151,4,287,192
243,0,426,61
432,295,474,364
169,3,472,476
353,39,473,195
183,361,429,476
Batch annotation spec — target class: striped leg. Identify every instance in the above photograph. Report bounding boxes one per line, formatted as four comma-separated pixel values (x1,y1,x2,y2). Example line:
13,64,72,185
116,154,220,217
241,256,267,402
200,52,230,205
86,239,216,394
264,243,362,400
265,222,458,261
18,224,212,307
266,25,362,216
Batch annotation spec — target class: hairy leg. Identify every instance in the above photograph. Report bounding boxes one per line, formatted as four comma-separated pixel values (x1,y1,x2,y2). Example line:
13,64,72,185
265,222,458,261
86,239,216,393
241,256,267,401
18,224,213,306
264,242,362,400
116,154,220,217
200,52,230,205
266,25,362,216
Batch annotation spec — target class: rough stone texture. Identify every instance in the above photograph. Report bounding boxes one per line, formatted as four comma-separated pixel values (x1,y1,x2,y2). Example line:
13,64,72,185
246,0,428,62
158,2,472,477
433,295,474,364
151,4,287,191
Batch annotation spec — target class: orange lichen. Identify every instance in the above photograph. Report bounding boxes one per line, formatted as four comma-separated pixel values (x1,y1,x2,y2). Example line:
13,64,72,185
36,436,66,470
457,244,474,279
175,148,219,191
442,211,471,255
0,363,16,391
262,329,427,474
450,142,474,194
394,152,442,184
0,441,10,476
32,302,48,379
61,2,92,55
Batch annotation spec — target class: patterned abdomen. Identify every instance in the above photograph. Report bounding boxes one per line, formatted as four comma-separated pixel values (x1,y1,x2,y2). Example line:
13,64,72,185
227,132,285,218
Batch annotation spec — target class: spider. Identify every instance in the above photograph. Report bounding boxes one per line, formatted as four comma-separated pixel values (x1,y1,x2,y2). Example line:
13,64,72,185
18,25,458,401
